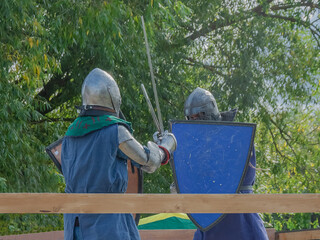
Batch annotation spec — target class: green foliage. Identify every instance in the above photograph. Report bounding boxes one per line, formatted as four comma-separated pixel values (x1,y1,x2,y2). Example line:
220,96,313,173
1,0,319,234
254,106,320,230
0,214,63,235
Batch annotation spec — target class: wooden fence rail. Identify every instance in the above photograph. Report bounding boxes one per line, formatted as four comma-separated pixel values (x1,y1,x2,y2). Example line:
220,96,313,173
0,193,319,214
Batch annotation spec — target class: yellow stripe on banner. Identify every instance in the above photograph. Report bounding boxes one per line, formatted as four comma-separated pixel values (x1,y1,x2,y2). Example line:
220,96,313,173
139,213,189,225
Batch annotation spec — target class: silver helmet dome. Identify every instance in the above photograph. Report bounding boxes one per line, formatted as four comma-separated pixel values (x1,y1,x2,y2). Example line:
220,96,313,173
184,87,221,121
81,68,121,116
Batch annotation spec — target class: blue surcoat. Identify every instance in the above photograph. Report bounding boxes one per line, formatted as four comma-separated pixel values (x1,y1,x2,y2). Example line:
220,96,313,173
193,149,269,240
61,124,140,240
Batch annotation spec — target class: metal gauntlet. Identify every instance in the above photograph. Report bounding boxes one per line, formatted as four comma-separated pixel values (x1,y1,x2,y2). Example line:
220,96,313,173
153,132,177,165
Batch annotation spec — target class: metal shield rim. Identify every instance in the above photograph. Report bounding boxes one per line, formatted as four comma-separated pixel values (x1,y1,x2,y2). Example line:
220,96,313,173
169,119,256,232
45,137,64,174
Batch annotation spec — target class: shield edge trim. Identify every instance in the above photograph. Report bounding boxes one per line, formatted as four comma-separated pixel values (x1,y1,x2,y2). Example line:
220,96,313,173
169,120,256,232
45,137,64,174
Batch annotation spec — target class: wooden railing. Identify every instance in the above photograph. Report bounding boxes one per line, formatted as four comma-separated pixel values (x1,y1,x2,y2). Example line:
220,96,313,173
0,193,319,213
0,229,279,240
0,193,320,240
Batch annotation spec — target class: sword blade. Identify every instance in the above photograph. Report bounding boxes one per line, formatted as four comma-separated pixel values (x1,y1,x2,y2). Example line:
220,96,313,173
141,16,164,134
141,84,161,133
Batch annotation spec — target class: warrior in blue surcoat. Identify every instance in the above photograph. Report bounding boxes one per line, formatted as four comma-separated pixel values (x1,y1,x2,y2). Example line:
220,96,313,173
178,87,269,240
61,68,177,240
186,87,268,240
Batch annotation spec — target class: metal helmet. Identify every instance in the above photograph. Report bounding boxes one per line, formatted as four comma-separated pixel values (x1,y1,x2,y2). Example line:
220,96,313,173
184,87,221,121
81,68,121,116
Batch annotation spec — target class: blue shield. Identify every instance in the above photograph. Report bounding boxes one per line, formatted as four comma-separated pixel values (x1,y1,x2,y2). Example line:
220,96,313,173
170,120,256,231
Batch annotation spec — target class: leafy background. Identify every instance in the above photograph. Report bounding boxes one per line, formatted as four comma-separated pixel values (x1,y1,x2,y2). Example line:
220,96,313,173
0,0,319,235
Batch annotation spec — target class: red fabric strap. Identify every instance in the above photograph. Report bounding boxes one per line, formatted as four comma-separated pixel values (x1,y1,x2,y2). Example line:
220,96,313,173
158,145,170,165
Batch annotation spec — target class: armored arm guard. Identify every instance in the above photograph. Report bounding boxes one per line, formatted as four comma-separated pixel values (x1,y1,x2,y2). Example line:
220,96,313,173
118,125,166,173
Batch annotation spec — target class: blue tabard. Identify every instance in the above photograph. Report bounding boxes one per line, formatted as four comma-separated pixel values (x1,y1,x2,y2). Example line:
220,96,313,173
61,124,140,240
193,148,269,240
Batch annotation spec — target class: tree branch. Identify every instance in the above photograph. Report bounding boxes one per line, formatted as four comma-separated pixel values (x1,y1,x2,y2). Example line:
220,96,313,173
257,12,305,24
181,0,274,44
176,0,319,47
36,73,70,101
185,58,228,78
310,28,320,47
269,117,297,157
257,11,320,46
268,128,287,159
270,2,319,11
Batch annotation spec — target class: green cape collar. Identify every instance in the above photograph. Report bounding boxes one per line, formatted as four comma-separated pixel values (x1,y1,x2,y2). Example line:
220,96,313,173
66,115,133,137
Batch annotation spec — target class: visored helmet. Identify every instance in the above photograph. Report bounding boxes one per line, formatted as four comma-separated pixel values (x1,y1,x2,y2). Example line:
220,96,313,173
184,87,221,121
81,68,121,116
